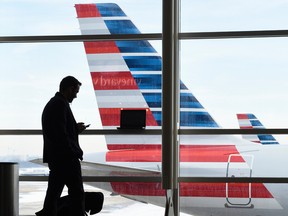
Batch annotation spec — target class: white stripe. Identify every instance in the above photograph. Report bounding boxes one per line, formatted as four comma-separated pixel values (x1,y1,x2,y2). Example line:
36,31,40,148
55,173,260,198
78,17,104,24
87,53,129,72
80,29,110,35
131,71,162,75
261,140,277,143
179,126,222,129
180,108,207,112
121,53,160,56
102,16,130,20
149,108,208,112
251,126,265,129
78,18,110,35
140,89,194,93
105,134,161,145
95,90,148,108
238,119,252,127
103,126,161,129
181,89,192,93
149,108,162,112
140,89,162,93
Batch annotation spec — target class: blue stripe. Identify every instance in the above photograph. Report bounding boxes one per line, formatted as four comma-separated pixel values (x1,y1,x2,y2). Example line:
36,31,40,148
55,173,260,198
250,120,263,127
180,81,188,90
115,41,157,53
261,141,279,145
143,93,161,108
124,56,161,71
181,93,204,108
180,112,218,127
151,111,218,127
258,135,277,141
143,93,204,109
247,113,257,119
105,20,140,34
133,74,161,89
96,3,126,17
152,111,162,125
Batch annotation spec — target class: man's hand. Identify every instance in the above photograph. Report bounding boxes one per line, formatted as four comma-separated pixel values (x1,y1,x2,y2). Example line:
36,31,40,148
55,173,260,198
77,122,87,133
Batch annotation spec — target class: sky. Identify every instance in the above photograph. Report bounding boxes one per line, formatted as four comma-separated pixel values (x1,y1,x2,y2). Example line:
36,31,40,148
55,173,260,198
1,0,288,215
0,0,288,154
0,1,288,155
1,0,288,129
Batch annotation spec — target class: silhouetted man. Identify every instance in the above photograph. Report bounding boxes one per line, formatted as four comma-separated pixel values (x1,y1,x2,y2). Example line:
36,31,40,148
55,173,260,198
39,76,87,216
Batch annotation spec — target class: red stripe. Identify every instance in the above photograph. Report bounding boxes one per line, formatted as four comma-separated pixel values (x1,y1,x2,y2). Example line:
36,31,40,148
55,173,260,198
107,144,161,151
99,108,158,127
91,72,138,90
84,41,120,54
110,182,273,198
99,108,120,126
75,4,101,18
180,145,244,162
240,126,253,129
106,145,244,162
237,114,249,119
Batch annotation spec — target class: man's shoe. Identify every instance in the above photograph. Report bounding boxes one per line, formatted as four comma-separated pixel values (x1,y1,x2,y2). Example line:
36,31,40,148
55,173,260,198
35,210,44,216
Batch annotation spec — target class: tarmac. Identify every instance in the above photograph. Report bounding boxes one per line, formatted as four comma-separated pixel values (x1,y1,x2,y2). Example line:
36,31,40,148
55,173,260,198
19,181,165,216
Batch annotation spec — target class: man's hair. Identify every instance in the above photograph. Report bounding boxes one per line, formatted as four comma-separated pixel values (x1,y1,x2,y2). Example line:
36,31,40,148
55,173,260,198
59,76,82,92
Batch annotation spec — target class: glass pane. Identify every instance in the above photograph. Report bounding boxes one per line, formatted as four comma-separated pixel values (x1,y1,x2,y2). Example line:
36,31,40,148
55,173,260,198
0,39,162,161
180,38,288,131
20,182,166,215
179,134,288,177
0,42,97,129
179,182,288,215
1,0,161,36
179,38,288,180
181,0,288,32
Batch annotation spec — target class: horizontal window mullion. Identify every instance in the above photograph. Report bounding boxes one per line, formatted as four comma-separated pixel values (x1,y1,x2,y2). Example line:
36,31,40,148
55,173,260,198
180,29,288,40
179,177,288,184
1,129,288,135
0,33,162,43
2,29,288,43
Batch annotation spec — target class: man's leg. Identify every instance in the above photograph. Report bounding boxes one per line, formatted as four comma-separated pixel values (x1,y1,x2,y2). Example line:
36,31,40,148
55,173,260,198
65,158,85,216
42,162,65,216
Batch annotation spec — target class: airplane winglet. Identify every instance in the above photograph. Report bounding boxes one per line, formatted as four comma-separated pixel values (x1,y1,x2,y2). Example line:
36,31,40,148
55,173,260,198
237,113,279,145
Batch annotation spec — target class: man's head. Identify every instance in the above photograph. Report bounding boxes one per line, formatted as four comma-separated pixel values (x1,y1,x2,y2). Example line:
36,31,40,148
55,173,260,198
59,76,82,103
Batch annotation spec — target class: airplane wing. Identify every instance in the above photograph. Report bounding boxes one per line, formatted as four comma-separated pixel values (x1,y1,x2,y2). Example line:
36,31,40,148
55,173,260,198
31,158,163,205
31,158,160,177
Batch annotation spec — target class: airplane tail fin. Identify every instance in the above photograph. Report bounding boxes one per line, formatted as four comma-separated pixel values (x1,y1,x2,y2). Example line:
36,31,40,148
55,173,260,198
237,113,279,145
75,3,220,150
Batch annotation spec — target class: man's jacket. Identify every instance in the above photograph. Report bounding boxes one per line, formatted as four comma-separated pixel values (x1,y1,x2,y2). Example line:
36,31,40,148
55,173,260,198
42,92,83,163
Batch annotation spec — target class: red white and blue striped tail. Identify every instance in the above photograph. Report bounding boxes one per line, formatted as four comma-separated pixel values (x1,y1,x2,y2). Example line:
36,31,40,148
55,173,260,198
75,3,220,150
237,113,279,145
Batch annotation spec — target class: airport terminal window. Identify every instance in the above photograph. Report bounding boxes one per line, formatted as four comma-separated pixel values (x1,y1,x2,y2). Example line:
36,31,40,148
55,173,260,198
1,1,288,216
181,0,288,32
0,1,161,36
180,38,288,131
